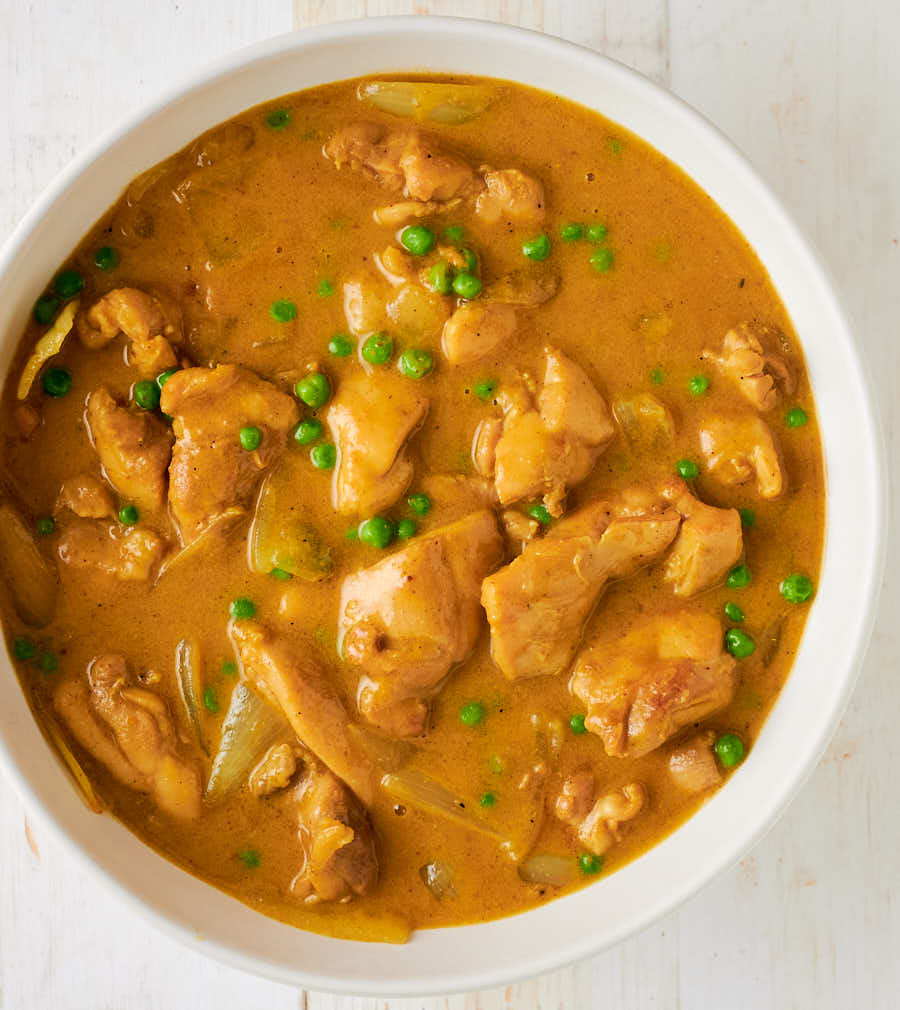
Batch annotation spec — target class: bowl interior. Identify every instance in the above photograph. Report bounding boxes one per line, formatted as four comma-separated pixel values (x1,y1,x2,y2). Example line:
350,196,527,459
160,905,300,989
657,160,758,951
0,17,884,996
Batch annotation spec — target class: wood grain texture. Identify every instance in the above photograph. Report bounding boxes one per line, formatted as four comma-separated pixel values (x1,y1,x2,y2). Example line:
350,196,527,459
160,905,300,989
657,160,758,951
1,1,898,1007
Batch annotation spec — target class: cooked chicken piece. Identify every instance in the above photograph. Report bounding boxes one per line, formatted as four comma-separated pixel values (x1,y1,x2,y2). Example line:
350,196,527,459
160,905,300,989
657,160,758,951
343,277,388,336
701,321,795,412
661,480,743,596
475,168,546,225
54,655,200,818
229,619,375,805
291,759,379,904
375,246,418,287
75,288,181,377
86,388,173,512
55,473,116,519
482,497,681,680
339,511,504,736
500,508,540,552
160,365,299,545
441,302,518,366
57,520,166,581
324,122,474,201
473,417,503,477
249,742,298,797
554,770,646,856
386,283,451,341
699,413,785,499
14,404,41,440
570,610,737,758
668,731,722,792
373,198,460,227
478,347,616,516
327,371,428,517
417,473,495,524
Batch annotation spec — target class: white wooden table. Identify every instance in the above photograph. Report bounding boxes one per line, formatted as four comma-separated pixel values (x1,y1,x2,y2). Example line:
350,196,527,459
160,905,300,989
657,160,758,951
2,2,898,1007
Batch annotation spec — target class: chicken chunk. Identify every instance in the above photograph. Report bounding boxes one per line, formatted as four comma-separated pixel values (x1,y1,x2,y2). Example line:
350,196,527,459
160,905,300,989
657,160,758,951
668,731,722,792
343,277,388,337
75,288,181,377
54,655,200,818
699,413,785,499
160,365,299,545
229,619,375,805
372,198,461,227
55,473,116,519
441,301,518,366
661,480,743,596
570,611,737,758
291,760,379,904
701,322,795,412
86,388,173,512
57,520,167,581
324,122,474,201
249,742,298,798
326,371,428,517
482,497,681,680
475,168,546,225
479,347,616,516
339,510,504,736
554,770,646,856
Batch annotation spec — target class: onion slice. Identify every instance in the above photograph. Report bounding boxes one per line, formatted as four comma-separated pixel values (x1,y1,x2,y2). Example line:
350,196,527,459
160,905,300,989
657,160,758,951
381,769,504,841
517,851,578,887
175,638,207,755
358,81,493,124
17,299,79,400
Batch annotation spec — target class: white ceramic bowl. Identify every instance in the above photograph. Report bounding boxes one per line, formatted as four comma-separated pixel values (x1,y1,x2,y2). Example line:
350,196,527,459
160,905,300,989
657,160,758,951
0,16,886,996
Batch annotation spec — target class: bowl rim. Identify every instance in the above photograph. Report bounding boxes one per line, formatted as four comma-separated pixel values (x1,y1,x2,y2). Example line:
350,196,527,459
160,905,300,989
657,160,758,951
0,14,887,997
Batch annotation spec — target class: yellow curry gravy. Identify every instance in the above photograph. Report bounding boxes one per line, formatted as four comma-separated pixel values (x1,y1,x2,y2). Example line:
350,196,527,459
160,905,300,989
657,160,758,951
0,76,824,941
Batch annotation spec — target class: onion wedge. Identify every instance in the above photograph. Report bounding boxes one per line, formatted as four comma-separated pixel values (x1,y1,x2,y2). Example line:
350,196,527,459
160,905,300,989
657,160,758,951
359,81,493,124
381,769,504,842
17,299,79,400
175,638,207,755
517,851,578,887
0,502,57,626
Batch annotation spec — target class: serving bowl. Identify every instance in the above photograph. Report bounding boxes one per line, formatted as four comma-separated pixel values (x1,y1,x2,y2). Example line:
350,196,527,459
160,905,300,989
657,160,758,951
0,16,886,996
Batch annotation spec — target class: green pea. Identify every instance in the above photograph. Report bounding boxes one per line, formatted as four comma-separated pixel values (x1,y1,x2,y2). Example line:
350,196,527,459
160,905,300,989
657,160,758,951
688,375,710,396
295,372,330,408
739,508,756,527
118,504,139,525
560,222,584,242
407,493,431,516
310,443,336,470
38,651,58,674
586,223,609,243
33,294,60,325
36,516,55,537
265,108,291,130
727,564,751,588
400,225,435,256
269,299,297,322
474,379,496,401
156,368,179,389
42,368,72,398
607,138,623,156
569,713,587,735
13,637,35,661
522,234,551,261
460,701,485,727
452,271,482,300
396,518,417,539
239,426,262,451
443,225,465,243
317,278,335,298
579,852,603,875
133,379,161,411
203,685,220,713
362,333,393,365
589,247,615,273
715,733,745,767
480,792,497,808
237,847,261,868
358,517,395,549
725,628,756,658
93,246,119,271
398,347,434,380
526,503,552,526
724,602,745,623
785,407,808,428
427,260,453,295
488,754,504,774
294,418,323,445
328,334,354,357
650,367,665,385
780,573,814,604
221,660,238,677
676,458,700,480
230,597,256,620
53,270,84,300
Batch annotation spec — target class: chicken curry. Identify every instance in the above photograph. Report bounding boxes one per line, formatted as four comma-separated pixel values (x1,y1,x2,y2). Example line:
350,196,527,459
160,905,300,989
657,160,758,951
0,76,823,941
